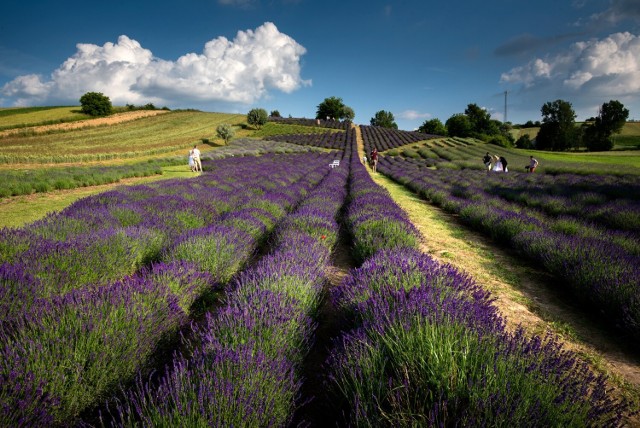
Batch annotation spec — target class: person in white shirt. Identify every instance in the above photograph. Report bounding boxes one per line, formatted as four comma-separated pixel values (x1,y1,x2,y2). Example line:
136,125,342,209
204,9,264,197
192,145,202,172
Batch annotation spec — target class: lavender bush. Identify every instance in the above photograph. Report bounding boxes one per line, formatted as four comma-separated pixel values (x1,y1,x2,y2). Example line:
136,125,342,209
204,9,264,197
377,155,640,338
101,156,349,427
327,249,625,427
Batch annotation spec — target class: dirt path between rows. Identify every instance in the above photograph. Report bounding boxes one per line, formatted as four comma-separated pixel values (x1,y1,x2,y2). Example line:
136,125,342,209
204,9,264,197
292,227,356,427
354,125,640,423
0,109,169,138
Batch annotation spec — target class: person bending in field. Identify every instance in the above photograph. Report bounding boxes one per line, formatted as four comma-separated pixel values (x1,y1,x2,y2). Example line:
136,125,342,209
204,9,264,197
527,155,539,173
370,148,378,173
192,145,202,172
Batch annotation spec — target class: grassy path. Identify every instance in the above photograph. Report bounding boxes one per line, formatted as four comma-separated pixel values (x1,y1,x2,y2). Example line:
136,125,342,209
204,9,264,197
355,125,640,422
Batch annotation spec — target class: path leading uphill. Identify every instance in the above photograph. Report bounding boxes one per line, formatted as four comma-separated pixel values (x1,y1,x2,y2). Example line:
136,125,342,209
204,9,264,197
353,124,640,422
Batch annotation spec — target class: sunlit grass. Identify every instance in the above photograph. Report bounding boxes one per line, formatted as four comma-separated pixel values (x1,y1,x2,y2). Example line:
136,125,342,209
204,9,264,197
0,166,197,228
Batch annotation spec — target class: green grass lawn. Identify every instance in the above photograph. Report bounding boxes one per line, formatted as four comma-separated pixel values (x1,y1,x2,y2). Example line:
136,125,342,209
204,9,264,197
0,165,198,228
0,106,89,130
0,110,247,163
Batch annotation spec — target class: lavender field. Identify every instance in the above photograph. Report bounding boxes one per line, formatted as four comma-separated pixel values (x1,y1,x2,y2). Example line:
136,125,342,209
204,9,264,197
0,120,636,426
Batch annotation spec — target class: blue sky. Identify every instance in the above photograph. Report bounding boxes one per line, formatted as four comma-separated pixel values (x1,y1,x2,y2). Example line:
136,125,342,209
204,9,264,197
1,0,639,130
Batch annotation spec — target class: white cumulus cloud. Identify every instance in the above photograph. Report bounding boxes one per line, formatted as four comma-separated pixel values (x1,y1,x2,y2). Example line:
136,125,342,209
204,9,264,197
1,22,310,107
500,32,640,119
396,109,431,121
500,32,640,95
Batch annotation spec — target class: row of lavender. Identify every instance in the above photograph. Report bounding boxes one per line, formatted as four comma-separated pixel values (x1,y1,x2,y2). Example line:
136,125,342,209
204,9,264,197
0,152,338,426
99,151,350,426
377,155,640,339
322,144,625,425
267,116,352,130
394,156,640,237
360,125,437,155
265,126,356,151
478,170,640,235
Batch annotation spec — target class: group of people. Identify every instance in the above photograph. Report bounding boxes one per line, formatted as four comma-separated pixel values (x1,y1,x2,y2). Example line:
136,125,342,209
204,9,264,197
483,152,509,172
482,152,539,173
188,145,202,172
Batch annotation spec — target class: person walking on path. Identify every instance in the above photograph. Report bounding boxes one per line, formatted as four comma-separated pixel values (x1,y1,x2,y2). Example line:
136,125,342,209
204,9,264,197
192,145,202,172
370,148,378,173
528,156,539,173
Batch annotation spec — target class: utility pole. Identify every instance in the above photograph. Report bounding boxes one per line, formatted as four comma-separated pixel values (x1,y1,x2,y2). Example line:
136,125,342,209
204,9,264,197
504,91,508,123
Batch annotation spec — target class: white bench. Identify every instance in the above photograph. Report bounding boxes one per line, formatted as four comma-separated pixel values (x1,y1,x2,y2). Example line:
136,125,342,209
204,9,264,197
329,160,340,168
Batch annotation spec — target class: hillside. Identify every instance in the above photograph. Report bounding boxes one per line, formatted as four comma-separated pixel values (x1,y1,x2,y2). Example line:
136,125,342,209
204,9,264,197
0,116,639,425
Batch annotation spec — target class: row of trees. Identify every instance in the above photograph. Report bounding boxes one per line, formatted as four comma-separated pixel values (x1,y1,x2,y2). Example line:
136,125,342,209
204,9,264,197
533,99,629,151
415,99,629,152
79,92,167,116
418,104,513,147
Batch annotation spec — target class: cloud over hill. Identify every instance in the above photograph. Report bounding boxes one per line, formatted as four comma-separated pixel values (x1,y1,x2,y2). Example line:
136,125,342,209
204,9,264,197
500,31,640,113
0,22,310,107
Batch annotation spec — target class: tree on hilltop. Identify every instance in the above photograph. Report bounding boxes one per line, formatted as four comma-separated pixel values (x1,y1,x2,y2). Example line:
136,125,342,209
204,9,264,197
537,99,577,151
445,114,472,137
370,110,398,129
79,92,112,116
316,96,353,121
582,100,629,151
247,108,268,129
342,106,355,122
418,118,447,136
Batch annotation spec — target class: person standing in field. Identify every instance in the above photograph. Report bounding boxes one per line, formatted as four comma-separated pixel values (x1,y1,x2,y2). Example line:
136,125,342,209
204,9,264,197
192,145,202,172
499,155,508,172
370,148,378,173
491,154,503,172
483,152,492,171
188,148,195,172
528,155,539,173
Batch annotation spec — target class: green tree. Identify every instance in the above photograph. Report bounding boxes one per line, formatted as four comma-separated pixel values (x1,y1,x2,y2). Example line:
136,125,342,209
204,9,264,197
582,100,628,151
370,110,398,129
600,100,629,134
79,92,112,116
316,96,353,121
536,99,577,151
582,123,611,151
488,134,512,148
445,113,472,137
515,134,533,149
269,110,281,118
464,104,495,135
247,108,268,129
342,106,355,122
418,118,447,136
216,123,235,145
